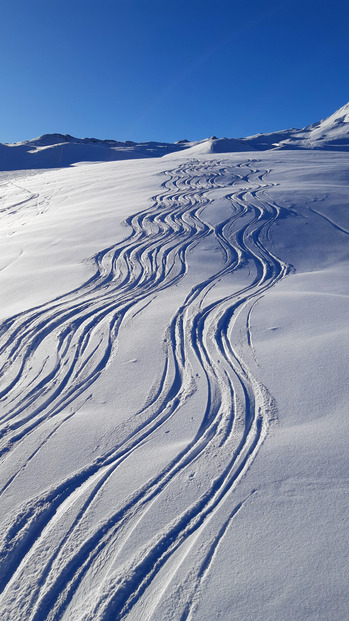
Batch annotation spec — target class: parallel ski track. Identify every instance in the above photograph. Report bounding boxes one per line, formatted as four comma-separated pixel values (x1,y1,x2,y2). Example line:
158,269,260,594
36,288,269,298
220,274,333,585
0,159,290,620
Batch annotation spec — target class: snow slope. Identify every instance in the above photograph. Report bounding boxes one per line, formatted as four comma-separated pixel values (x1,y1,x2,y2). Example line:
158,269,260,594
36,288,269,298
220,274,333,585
0,147,348,620
1,102,348,171
250,101,349,151
1,99,349,619
0,134,193,171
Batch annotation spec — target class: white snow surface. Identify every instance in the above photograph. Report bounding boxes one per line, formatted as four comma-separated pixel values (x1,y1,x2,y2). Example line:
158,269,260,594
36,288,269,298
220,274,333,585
240,102,349,152
0,126,348,620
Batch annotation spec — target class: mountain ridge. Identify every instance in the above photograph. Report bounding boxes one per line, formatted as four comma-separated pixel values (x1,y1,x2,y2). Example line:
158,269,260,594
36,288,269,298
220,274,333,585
1,102,348,170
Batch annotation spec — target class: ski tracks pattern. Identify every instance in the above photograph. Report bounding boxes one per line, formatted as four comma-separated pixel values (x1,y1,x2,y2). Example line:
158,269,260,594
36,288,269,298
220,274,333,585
0,159,290,620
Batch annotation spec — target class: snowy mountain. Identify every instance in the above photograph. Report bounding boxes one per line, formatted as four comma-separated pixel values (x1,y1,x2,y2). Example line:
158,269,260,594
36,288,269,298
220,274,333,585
297,101,349,148
244,101,349,151
0,133,193,171
0,109,348,620
1,103,348,170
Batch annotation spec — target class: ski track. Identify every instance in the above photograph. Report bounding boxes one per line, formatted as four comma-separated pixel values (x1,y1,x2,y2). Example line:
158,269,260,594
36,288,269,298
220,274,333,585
0,159,291,620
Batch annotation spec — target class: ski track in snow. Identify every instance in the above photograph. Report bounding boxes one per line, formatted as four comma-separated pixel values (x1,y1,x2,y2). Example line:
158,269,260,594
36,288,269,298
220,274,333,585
0,159,291,620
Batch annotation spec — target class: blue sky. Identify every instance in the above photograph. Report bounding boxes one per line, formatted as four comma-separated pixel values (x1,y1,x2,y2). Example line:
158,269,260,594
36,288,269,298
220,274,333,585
1,0,348,143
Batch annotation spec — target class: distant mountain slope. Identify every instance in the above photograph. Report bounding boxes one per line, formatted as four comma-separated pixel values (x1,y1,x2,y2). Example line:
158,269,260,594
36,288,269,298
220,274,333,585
1,103,348,170
170,136,256,157
0,134,194,171
299,101,349,149
243,102,349,151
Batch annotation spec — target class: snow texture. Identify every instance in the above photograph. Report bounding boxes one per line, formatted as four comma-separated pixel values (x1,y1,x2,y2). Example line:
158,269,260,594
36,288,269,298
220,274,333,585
0,105,348,620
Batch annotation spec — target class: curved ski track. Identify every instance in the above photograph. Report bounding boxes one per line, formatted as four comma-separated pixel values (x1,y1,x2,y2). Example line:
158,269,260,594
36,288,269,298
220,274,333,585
0,160,290,620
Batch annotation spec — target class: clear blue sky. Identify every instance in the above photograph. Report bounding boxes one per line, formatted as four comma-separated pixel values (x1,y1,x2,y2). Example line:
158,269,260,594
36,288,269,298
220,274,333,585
1,0,348,143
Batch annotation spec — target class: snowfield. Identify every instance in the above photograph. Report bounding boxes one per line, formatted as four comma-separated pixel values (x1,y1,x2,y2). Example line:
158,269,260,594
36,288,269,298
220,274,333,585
0,112,348,620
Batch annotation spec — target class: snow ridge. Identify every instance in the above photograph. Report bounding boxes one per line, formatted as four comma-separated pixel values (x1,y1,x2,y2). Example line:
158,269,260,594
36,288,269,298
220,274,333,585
1,103,349,171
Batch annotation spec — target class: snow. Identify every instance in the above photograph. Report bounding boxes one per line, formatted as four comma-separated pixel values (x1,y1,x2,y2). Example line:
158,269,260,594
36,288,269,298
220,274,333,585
304,102,349,147
1,101,349,172
0,107,348,620
244,102,349,152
